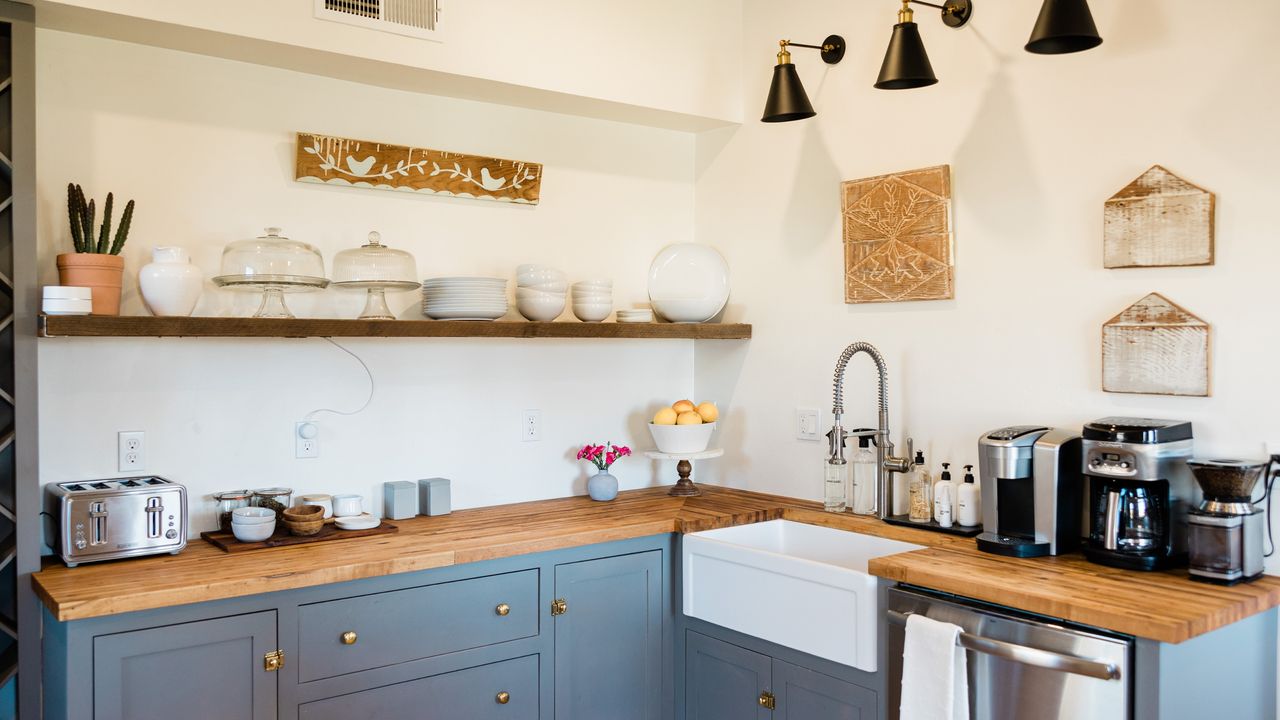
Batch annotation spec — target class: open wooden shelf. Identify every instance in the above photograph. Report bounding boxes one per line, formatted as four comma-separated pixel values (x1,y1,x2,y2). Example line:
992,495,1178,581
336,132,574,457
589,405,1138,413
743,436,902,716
39,315,752,340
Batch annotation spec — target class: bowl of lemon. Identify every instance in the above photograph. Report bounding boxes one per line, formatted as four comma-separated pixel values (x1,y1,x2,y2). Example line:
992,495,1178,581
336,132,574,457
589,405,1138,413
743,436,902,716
648,399,718,454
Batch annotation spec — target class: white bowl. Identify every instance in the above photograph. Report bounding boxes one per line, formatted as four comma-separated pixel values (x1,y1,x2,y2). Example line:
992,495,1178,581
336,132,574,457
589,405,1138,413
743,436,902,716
232,518,276,542
573,280,613,289
651,297,724,323
515,286,566,300
517,279,568,293
572,289,613,298
649,422,716,454
518,295,566,321
573,302,612,322
517,268,567,285
231,507,277,525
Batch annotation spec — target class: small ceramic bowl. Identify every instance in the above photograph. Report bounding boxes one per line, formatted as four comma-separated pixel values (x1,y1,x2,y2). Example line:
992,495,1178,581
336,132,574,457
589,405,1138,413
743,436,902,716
518,295,567,322
573,302,613,322
231,507,276,525
232,518,276,542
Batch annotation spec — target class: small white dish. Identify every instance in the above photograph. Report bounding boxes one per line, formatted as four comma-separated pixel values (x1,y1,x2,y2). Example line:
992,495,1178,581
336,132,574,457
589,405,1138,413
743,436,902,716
518,295,566,322
231,507,277,525
232,518,276,542
332,494,363,518
335,514,380,531
573,302,612,323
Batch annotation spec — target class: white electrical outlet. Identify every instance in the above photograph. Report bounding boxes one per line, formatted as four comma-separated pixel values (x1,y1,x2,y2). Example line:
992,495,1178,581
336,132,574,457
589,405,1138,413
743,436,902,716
296,421,320,459
522,410,542,442
118,431,146,472
796,409,820,441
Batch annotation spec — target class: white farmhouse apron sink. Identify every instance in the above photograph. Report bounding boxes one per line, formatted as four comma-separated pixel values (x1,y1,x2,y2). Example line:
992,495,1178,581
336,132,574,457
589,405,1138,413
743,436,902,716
682,519,921,672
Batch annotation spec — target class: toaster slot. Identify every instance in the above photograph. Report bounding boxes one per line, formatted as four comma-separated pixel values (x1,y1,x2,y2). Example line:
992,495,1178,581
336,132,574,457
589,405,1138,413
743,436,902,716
89,501,108,545
146,496,163,538
90,482,112,491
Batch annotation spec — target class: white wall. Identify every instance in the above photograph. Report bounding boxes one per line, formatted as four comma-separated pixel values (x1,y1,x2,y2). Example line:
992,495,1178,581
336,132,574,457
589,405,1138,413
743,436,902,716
35,30,698,533
694,0,1280,571
35,0,743,127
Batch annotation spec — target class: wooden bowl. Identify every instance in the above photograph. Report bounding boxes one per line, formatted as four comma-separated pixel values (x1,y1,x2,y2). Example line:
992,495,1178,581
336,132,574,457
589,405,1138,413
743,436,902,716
282,516,325,537
283,504,325,522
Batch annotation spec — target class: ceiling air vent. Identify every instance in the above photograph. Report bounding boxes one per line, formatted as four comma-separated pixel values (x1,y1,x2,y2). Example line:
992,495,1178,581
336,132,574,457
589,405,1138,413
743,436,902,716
315,0,442,41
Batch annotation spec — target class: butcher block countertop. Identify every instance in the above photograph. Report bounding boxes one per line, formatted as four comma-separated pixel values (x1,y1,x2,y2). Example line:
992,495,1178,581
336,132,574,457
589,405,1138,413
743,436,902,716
33,486,1280,643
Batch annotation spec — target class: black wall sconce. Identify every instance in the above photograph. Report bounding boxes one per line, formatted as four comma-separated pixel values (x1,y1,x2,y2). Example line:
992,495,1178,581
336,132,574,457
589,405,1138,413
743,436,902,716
1026,0,1102,54
761,35,846,123
875,0,972,90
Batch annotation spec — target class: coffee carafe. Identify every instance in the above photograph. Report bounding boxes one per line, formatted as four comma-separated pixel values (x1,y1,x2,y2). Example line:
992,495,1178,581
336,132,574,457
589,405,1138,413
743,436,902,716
1082,417,1196,571
1187,459,1270,584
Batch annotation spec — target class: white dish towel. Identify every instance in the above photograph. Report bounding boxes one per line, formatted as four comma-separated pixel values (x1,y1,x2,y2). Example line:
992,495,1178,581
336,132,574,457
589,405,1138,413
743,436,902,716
900,613,969,720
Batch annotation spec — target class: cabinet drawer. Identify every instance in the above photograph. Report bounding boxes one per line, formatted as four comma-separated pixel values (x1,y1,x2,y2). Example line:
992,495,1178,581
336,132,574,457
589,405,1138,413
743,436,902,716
299,654,538,720
299,569,539,682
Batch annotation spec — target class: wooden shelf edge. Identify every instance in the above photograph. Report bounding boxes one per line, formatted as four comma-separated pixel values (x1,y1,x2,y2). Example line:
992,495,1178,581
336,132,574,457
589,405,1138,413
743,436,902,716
39,315,752,340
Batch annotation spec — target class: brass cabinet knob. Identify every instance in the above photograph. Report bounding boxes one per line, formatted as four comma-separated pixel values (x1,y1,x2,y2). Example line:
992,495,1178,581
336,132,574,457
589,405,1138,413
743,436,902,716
340,631,358,645
495,691,511,705
495,603,511,616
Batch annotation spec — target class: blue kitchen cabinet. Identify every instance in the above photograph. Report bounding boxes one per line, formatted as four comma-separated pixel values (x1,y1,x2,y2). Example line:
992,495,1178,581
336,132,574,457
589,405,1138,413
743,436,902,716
554,550,664,720
298,654,539,720
773,658,877,720
685,631,771,720
92,611,278,720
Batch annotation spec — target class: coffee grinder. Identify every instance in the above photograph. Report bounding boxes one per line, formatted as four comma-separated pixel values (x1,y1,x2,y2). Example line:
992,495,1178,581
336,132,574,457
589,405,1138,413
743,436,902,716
1186,459,1271,584
1082,417,1197,571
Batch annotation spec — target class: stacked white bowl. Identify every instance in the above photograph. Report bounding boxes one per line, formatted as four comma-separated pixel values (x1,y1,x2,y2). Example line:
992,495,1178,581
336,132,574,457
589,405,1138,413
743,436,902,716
515,264,567,322
421,277,509,320
230,506,276,542
572,280,613,322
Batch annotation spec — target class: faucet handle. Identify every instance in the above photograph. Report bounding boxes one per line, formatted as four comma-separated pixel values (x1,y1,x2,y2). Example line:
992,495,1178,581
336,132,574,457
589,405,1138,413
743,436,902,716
905,437,914,463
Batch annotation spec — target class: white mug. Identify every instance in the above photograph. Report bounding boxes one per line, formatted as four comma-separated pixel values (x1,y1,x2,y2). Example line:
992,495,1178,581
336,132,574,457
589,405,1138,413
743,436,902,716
332,494,363,518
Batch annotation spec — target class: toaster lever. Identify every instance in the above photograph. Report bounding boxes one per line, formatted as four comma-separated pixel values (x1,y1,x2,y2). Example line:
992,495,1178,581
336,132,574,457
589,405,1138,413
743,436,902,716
89,502,108,545
146,497,164,538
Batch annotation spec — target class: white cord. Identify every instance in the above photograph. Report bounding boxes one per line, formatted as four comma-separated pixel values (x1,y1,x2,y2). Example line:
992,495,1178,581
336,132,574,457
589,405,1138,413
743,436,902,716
304,338,375,419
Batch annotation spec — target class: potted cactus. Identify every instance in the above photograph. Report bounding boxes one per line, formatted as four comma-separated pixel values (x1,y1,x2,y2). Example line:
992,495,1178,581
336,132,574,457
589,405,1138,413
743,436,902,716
57,183,135,315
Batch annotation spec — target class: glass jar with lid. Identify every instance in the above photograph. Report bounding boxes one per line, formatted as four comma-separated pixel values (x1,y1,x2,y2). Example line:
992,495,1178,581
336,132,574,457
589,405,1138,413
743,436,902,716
331,231,421,320
251,487,294,519
212,227,329,318
212,489,253,532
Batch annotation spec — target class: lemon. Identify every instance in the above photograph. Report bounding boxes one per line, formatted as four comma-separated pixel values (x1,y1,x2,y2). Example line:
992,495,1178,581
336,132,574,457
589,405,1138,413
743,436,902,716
676,411,704,425
696,402,719,423
653,407,679,425
672,399,695,414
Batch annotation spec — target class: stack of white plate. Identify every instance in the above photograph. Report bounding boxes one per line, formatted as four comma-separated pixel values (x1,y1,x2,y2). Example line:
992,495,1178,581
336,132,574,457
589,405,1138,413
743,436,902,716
515,264,567,321
616,308,654,324
572,280,613,322
421,277,509,320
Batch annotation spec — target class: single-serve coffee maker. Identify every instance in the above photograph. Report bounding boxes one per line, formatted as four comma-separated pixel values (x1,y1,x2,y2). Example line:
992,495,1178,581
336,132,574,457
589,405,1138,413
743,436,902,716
1187,459,1269,584
1082,417,1197,571
976,426,1082,557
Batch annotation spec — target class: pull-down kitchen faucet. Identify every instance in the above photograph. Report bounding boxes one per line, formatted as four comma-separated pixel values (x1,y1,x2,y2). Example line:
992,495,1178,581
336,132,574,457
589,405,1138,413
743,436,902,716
826,342,913,519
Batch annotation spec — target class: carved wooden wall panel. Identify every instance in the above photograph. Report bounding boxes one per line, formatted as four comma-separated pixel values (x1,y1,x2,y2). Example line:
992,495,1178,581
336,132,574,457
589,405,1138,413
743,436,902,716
1102,292,1210,397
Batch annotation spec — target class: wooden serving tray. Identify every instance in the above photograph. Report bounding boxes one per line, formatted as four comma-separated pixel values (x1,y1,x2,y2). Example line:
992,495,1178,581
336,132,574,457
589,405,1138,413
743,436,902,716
201,521,398,552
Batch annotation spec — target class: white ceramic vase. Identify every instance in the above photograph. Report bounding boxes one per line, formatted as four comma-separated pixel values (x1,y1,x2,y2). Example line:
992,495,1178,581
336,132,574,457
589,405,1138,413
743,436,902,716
139,247,202,316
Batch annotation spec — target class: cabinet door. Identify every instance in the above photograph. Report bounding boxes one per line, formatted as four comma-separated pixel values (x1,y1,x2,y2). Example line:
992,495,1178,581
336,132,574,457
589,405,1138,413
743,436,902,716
773,659,877,720
554,550,663,720
299,654,538,720
685,631,772,720
93,611,277,720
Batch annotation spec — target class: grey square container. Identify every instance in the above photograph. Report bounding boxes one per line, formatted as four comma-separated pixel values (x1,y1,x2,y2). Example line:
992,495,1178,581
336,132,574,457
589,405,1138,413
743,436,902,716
418,478,451,516
383,480,418,520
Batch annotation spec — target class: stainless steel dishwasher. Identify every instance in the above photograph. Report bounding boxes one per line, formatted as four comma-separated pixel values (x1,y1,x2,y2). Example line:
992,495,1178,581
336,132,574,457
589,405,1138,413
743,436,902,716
886,586,1132,720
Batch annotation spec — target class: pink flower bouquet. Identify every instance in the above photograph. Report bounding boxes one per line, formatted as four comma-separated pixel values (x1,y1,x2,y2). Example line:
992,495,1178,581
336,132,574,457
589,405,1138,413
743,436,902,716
577,442,631,472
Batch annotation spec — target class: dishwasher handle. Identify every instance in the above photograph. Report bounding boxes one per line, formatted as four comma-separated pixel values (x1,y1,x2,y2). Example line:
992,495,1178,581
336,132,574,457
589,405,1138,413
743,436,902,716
888,610,1122,681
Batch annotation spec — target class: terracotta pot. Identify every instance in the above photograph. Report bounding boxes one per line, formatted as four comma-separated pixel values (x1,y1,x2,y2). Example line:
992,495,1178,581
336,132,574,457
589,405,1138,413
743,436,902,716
56,253,125,315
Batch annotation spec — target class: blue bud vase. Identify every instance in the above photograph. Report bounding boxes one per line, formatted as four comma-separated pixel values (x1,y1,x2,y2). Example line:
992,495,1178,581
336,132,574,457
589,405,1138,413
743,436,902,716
588,468,619,502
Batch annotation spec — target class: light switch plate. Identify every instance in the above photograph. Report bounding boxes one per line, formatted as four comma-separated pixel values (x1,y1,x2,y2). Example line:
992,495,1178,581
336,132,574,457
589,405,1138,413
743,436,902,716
796,409,820,441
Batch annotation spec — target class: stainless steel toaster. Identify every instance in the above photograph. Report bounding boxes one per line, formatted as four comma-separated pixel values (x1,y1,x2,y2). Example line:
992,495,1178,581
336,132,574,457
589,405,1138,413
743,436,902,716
47,476,187,567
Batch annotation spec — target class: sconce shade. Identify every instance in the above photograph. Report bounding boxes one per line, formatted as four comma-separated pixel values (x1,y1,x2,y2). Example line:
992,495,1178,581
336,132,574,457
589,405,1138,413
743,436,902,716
762,62,816,122
875,22,937,90
1026,0,1103,54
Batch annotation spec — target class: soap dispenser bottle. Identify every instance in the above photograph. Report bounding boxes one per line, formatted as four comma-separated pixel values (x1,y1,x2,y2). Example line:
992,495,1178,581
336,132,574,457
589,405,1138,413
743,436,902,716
908,451,933,523
849,431,878,516
933,463,955,528
957,464,980,527
823,428,848,513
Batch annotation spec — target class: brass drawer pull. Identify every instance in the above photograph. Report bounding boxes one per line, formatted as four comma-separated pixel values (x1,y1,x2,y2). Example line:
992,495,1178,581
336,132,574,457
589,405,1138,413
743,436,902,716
551,598,568,616
758,690,776,710
340,631,358,645
495,603,511,616
496,691,511,704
